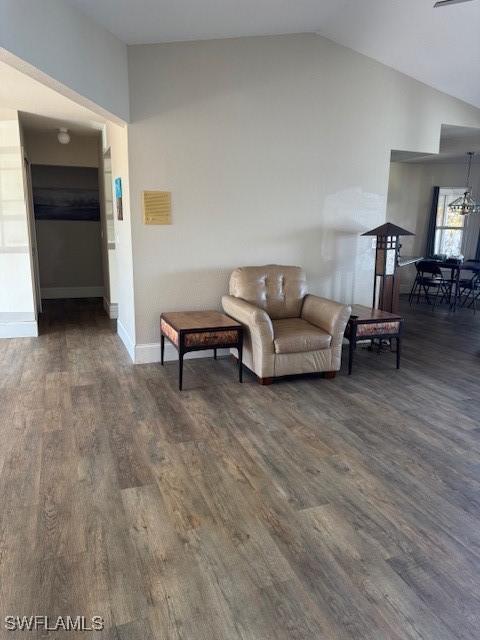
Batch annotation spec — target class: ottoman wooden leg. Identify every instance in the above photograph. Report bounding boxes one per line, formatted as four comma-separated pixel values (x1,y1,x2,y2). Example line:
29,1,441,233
237,346,243,383
179,353,184,390
348,339,354,375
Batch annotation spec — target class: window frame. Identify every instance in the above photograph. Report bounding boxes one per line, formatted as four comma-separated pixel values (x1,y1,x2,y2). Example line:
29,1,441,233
434,187,467,257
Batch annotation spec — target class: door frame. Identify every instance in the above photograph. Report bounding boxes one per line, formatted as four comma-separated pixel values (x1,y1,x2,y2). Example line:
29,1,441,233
22,154,42,314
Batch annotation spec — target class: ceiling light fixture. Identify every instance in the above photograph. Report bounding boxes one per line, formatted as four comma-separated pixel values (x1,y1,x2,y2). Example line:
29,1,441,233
448,152,480,216
57,127,71,145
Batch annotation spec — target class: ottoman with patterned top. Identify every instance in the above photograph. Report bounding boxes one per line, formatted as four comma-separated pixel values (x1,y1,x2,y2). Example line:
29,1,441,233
160,311,243,390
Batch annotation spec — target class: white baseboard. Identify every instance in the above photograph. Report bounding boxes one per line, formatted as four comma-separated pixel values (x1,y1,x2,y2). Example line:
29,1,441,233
0,320,38,338
41,286,104,299
135,341,230,365
117,319,135,362
103,297,119,319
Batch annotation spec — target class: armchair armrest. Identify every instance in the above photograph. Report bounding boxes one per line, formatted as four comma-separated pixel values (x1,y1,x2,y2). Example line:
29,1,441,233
302,294,351,372
301,294,351,349
222,295,274,353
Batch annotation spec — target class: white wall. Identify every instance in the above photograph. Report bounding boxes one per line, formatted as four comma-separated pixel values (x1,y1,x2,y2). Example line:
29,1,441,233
0,0,129,122
0,110,37,337
98,146,118,316
104,122,136,359
126,34,480,354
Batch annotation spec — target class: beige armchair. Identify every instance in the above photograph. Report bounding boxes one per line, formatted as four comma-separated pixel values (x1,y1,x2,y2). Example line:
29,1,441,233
222,265,351,384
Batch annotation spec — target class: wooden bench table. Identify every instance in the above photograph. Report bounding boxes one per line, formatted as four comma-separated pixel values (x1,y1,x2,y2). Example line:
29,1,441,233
160,311,243,390
345,305,403,375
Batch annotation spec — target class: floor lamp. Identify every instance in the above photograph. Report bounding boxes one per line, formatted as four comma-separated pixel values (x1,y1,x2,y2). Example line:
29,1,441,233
362,222,414,312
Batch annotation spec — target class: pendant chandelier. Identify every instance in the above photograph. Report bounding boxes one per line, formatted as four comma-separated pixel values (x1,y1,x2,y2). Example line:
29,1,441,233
448,151,480,216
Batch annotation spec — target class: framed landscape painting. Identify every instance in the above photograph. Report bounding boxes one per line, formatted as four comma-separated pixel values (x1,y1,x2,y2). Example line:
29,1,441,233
33,187,100,221
32,165,100,222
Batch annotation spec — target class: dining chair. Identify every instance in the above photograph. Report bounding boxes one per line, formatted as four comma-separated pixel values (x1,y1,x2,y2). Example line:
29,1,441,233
440,258,463,308
409,260,450,310
459,265,480,314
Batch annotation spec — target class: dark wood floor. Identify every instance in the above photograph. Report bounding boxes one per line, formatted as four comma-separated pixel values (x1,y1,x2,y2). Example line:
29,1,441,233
0,297,479,639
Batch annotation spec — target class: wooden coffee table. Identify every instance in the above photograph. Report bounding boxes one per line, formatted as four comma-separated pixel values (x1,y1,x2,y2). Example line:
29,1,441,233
160,311,243,390
345,305,403,375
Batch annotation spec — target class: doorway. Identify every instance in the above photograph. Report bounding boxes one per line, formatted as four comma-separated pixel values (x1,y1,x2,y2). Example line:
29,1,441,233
31,164,104,300
386,124,480,293
19,118,115,331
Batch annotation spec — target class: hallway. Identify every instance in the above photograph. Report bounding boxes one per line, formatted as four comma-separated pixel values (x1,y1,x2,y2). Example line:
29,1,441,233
0,299,479,639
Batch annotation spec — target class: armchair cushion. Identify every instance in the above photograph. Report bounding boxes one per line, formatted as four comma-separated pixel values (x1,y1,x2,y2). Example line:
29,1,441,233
272,318,331,354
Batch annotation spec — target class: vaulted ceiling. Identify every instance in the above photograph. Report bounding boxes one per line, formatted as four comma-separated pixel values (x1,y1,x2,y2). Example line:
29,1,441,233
63,0,480,108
